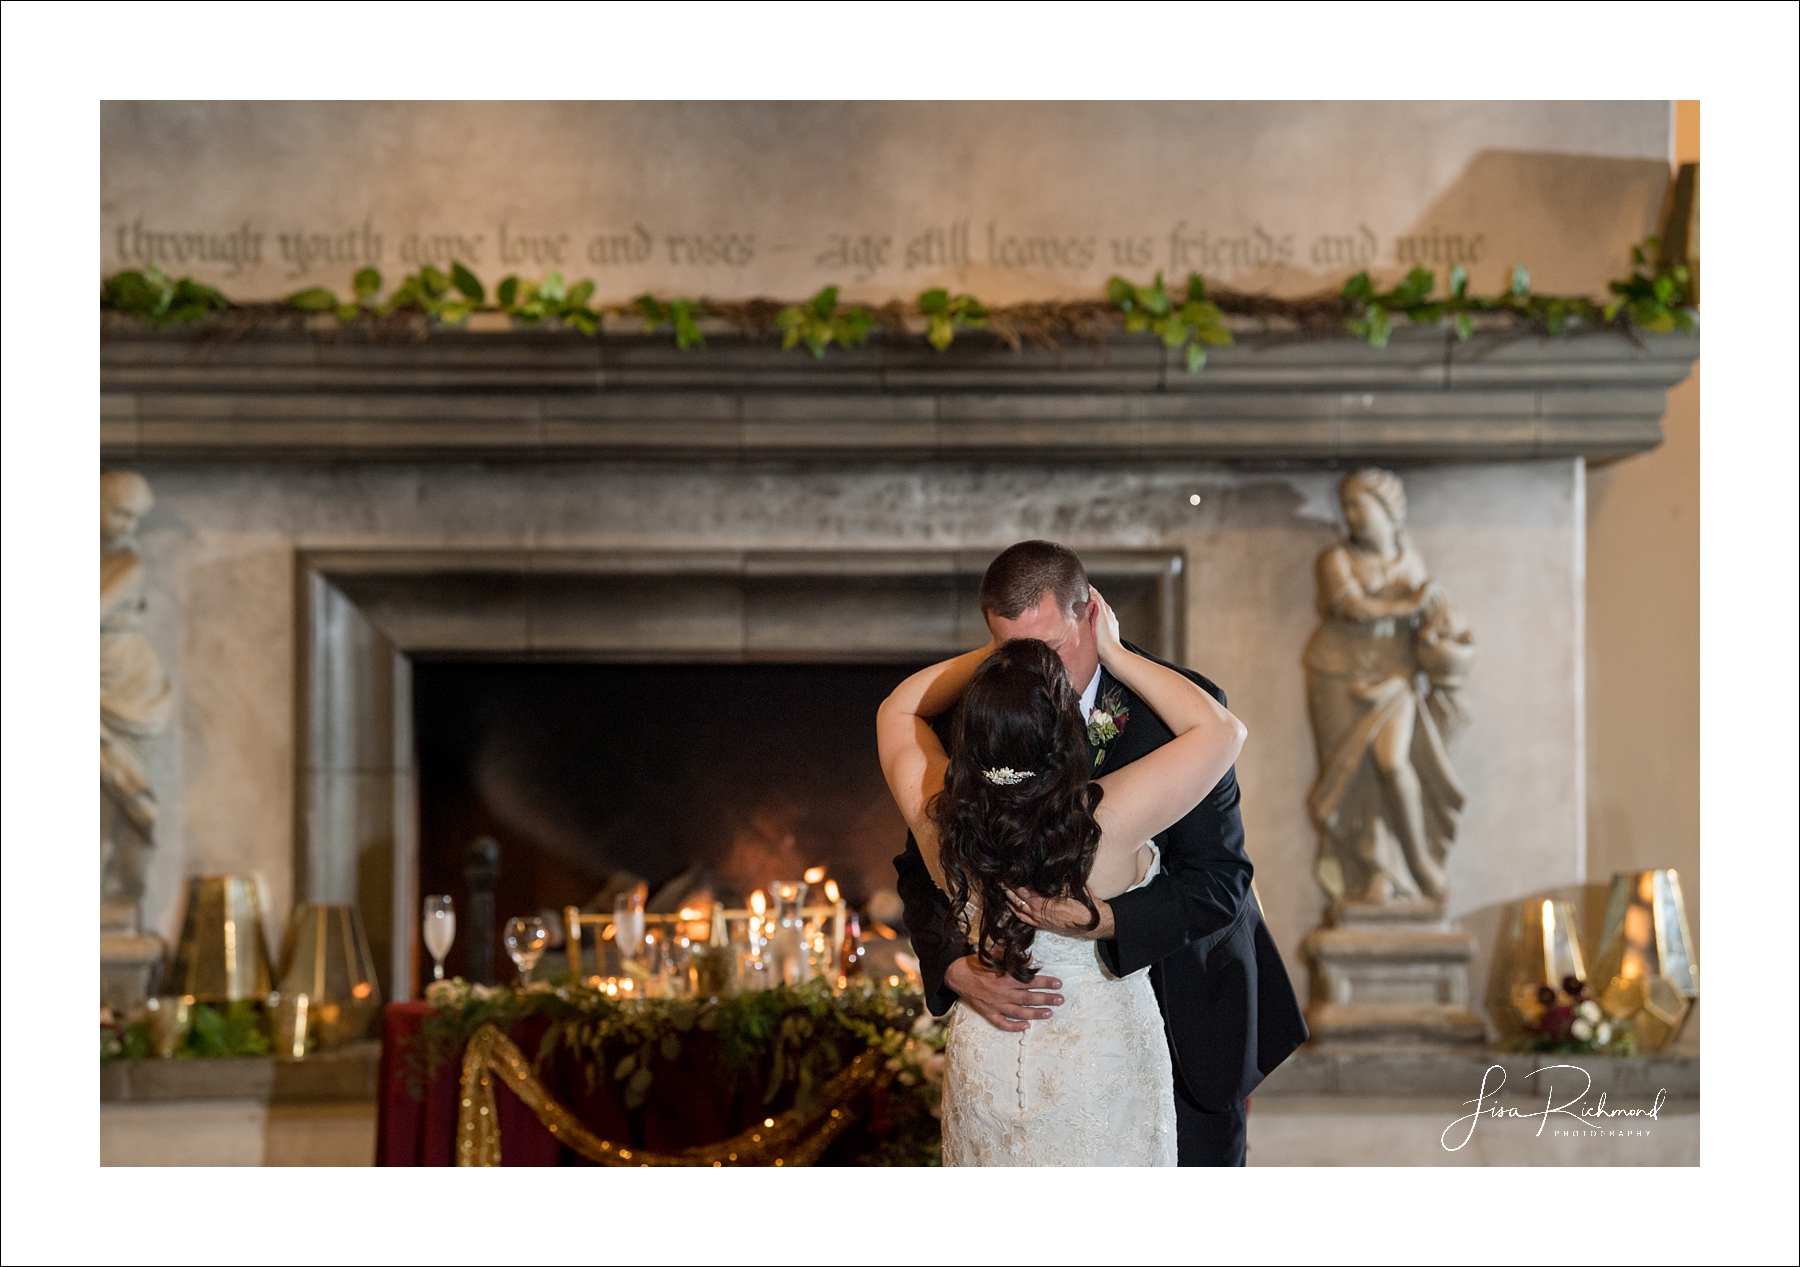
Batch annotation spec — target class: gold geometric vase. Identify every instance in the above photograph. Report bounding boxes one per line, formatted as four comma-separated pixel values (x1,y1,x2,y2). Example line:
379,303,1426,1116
161,875,275,1002
1588,869,1697,1052
274,902,383,1054
1486,897,1589,1038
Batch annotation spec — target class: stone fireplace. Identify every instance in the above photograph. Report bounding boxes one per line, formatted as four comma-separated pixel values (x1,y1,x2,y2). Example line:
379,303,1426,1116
298,543,1178,993
101,323,1695,1015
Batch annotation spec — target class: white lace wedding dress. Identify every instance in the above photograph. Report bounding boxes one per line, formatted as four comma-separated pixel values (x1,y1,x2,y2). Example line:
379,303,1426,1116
941,846,1177,1166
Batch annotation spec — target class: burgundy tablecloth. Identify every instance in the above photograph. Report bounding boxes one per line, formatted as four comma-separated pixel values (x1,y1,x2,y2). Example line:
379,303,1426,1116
374,1001,821,1166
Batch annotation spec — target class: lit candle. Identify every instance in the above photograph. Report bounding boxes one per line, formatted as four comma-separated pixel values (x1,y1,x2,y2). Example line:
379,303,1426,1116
748,890,767,952
803,865,826,885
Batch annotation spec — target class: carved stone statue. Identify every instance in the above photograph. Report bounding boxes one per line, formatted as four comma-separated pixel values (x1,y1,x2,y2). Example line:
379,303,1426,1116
1303,468,1475,904
101,471,172,903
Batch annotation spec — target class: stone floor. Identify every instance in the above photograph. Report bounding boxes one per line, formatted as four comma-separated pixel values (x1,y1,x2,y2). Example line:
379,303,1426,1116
101,1101,377,1167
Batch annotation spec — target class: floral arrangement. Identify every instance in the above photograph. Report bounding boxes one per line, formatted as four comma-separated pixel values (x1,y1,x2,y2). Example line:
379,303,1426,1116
415,974,946,1165
1088,687,1130,768
1508,975,1636,1056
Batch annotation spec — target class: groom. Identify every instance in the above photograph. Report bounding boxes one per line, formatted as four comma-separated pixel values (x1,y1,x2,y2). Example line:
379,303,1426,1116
894,540,1307,1166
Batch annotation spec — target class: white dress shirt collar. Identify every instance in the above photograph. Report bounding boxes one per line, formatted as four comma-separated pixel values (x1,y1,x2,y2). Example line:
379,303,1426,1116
1077,664,1102,720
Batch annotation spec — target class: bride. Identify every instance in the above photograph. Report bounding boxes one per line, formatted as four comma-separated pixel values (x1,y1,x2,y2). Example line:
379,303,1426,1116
877,590,1246,1166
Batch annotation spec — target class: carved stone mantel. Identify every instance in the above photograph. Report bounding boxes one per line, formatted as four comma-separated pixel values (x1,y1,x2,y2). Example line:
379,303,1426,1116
101,325,1697,464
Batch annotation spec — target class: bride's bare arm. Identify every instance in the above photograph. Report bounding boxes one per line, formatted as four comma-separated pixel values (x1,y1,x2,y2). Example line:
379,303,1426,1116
877,641,996,889
1085,589,1246,898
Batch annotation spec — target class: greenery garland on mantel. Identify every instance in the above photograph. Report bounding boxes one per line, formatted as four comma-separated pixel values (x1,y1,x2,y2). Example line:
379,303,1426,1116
100,238,1694,374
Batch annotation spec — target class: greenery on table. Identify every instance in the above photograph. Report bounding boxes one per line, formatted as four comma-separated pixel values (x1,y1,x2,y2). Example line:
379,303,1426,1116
412,975,946,1166
99,238,1695,375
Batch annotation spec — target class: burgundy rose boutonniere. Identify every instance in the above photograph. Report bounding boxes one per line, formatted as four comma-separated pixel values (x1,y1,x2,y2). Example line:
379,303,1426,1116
1087,688,1129,769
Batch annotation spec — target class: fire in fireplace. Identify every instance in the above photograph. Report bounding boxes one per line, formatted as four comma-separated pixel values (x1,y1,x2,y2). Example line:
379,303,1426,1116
414,660,930,984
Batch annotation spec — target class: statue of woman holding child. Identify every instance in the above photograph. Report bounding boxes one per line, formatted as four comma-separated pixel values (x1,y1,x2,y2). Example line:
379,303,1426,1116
1303,468,1476,905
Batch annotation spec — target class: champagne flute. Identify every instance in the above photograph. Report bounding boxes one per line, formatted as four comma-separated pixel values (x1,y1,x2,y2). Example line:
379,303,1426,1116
503,915,549,986
422,895,456,981
614,890,646,963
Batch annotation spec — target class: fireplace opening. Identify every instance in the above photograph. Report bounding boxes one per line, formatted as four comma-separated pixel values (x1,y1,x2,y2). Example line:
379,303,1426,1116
413,659,932,987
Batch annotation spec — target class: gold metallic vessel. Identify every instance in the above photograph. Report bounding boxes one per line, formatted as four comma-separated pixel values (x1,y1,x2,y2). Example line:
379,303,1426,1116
1589,869,1697,1051
274,902,383,1053
161,875,274,1001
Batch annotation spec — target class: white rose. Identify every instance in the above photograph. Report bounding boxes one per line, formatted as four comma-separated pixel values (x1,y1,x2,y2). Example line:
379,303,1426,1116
1578,999,1602,1023
1596,1022,1613,1045
1571,1018,1594,1041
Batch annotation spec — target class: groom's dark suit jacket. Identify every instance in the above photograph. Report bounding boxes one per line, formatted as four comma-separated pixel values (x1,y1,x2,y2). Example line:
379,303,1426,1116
893,642,1308,1112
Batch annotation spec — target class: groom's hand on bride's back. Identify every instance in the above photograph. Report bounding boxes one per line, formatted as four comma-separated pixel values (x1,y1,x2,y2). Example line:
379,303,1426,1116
945,955,1063,1032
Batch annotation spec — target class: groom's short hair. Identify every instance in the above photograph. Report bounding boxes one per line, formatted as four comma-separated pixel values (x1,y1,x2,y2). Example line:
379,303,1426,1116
979,540,1090,621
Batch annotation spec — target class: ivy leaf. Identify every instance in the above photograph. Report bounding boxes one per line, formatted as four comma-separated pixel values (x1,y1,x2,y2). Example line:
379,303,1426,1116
1454,312,1474,341
497,276,520,308
834,308,872,348
810,286,839,319
1141,271,1172,316
287,287,339,312
438,301,471,326
538,273,567,303
335,303,358,322
614,1053,636,1081
1105,276,1136,308
1185,273,1206,303
1341,271,1374,304
1510,264,1531,297
1185,342,1207,374
353,268,382,300
1364,305,1392,349
566,278,595,308
450,262,484,304
926,313,954,351
918,288,948,315
1449,264,1468,300
1392,266,1435,305
419,265,451,299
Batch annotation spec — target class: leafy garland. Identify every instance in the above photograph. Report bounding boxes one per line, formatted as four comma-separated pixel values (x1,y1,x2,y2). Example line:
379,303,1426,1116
412,976,946,1166
100,238,1694,373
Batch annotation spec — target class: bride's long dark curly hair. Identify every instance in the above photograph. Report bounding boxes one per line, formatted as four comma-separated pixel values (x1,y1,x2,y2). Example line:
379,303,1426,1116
929,638,1103,982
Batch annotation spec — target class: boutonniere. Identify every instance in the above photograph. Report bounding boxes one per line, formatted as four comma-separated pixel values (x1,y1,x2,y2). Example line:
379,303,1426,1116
1087,687,1129,768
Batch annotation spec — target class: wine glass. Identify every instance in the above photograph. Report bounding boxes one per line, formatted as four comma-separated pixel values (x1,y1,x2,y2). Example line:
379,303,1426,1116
503,915,549,986
422,895,456,981
614,890,646,962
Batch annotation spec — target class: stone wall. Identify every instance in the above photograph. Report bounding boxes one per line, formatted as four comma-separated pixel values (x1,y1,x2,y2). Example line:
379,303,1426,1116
102,101,1669,303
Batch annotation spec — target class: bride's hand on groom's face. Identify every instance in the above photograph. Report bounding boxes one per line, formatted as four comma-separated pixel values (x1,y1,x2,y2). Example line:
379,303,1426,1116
1008,889,1116,941
1088,587,1124,665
